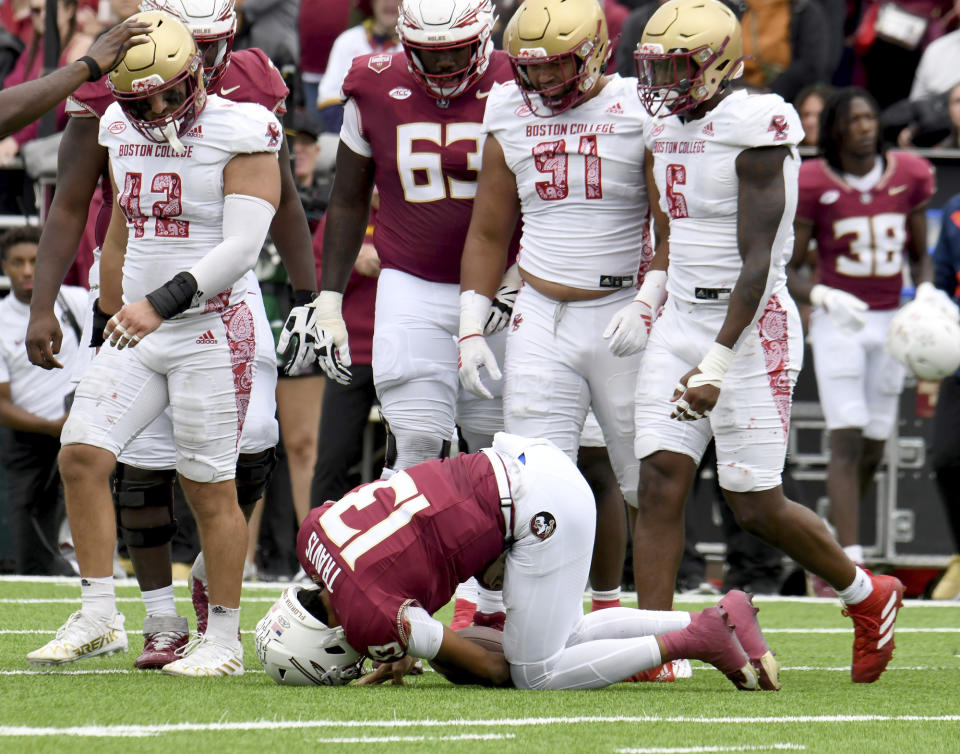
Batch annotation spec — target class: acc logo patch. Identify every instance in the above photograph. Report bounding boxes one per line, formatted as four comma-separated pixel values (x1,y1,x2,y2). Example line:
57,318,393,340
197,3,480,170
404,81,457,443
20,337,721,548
650,123,665,137
108,121,126,134
819,189,840,205
530,512,556,540
389,87,412,100
368,54,392,74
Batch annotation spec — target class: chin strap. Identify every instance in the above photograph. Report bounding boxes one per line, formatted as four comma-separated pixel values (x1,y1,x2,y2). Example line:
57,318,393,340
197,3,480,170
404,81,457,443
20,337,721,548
161,122,187,155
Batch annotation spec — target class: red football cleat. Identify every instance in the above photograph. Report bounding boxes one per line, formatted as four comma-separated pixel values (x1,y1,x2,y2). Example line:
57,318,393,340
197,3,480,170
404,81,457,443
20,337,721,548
660,606,759,690
718,590,780,690
134,615,189,670
623,662,676,683
843,573,905,683
450,598,476,631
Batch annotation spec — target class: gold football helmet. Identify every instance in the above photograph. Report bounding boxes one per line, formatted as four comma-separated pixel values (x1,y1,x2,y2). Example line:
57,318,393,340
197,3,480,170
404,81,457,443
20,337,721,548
635,0,743,117
108,10,206,150
503,0,609,116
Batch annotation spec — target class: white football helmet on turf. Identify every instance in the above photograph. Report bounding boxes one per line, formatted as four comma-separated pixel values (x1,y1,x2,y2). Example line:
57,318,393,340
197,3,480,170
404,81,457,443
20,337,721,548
397,0,496,99
255,586,365,686
887,299,960,380
139,0,237,90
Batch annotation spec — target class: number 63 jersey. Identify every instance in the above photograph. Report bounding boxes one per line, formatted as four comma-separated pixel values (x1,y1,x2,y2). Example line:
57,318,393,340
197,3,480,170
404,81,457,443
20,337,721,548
796,149,935,311
98,95,283,314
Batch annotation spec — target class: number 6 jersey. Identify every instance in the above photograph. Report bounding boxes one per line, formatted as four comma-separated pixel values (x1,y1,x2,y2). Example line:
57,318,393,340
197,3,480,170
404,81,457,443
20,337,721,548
98,94,283,314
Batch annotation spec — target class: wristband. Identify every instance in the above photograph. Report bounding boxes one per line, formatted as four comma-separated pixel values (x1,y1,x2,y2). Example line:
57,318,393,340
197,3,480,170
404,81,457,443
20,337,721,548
78,56,102,82
145,271,199,319
688,342,736,390
90,298,109,347
292,289,318,307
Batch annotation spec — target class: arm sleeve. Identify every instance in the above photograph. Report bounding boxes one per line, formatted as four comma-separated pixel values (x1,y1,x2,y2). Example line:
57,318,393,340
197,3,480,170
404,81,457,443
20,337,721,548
403,605,445,660
188,194,276,302
339,98,372,157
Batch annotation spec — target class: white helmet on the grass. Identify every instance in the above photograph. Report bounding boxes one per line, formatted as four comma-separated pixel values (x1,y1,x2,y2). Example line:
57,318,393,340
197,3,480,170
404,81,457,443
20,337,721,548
255,586,365,686
887,299,960,380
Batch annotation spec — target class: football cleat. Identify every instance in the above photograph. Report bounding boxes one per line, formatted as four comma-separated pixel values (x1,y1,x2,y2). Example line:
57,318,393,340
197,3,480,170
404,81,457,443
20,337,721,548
718,590,780,690
450,598,477,631
27,611,127,666
931,555,960,601
161,635,244,677
472,610,505,632
660,606,759,691
622,659,690,683
134,614,189,670
843,573,905,683
805,570,837,599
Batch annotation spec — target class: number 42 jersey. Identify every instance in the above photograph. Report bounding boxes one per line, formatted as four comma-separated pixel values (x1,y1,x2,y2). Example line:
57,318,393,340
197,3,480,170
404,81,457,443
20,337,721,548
98,95,282,314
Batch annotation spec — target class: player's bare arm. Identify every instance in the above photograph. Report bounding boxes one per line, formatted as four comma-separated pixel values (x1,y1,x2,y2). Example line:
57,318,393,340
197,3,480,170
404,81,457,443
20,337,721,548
647,148,671,265
270,137,318,292
0,17,151,138
25,118,108,368
0,383,65,436
100,168,128,317
672,145,790,420
906,204,932,286
785,217,815,303
460,134,520,298
321,143,376,294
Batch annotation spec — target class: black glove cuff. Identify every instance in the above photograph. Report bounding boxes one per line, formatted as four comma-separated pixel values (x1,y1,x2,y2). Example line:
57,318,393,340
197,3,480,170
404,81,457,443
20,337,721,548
145,271,199,319
90,298,109,347
292,289,318,307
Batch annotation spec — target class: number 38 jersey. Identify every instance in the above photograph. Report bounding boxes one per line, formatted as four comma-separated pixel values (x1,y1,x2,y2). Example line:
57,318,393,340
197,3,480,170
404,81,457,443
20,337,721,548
98,95,282,315
484,75,653,290
796,150,935,311
644,89,802,305
296,453,506,659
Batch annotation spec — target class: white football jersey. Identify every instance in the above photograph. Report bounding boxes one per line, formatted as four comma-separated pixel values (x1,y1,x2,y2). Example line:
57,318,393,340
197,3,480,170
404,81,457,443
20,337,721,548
99,95,283,314
644,89,802,305
483,75,652,291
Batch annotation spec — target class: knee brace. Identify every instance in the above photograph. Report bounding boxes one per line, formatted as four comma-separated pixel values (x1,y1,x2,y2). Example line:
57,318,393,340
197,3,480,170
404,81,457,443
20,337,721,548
384,420,450,473
113,464,178,549
235,447,278,508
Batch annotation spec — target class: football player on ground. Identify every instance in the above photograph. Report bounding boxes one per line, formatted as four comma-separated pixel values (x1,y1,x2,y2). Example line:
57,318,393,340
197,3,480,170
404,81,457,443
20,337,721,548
257,433,778,691
310,0,518,628
788,87,938,585
27,12,283,676
456,0,653,642
630,0,904,684
23,0,318,669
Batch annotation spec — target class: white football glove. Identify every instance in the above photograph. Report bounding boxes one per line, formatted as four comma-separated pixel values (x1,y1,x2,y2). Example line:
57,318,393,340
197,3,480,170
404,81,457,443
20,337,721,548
915,281,960,323
277,291,320,376
458,290,501,400
603,269,667,357
484,262,522,336
810,284,868,332
306,291,353,384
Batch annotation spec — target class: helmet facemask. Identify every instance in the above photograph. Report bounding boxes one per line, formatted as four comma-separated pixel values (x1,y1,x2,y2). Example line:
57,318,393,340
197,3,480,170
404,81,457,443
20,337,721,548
403,34,487,100
635,38,736,117
194,24,236,91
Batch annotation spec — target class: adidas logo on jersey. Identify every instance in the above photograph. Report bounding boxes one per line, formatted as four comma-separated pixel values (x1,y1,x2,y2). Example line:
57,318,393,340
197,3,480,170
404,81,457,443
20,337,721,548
185,124,203,138
196,330,218,344
702,122,714,136
605,101,623,115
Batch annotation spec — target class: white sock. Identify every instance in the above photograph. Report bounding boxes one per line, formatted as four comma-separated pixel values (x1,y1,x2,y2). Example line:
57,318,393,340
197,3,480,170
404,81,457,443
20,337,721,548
455,577,478,604
843,544,864,564
592,587,621,604
80,576,116,620
190,552,206,584
476,586,504,614
837,566,873,606
205,605,241,647
141,585,178,617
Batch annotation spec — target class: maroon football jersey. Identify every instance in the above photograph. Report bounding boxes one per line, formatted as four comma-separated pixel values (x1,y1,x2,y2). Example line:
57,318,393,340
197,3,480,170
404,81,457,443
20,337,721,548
796,151,935,310
68,48,289,248
296,452,507,660
343,50,518,284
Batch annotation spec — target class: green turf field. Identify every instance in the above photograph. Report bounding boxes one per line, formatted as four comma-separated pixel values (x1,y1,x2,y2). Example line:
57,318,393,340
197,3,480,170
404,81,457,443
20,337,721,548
1,577,958,753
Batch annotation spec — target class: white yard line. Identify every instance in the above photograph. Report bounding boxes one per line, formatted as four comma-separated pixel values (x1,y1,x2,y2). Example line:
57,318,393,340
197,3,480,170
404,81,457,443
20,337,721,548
314,734,514,743
617,745,805,753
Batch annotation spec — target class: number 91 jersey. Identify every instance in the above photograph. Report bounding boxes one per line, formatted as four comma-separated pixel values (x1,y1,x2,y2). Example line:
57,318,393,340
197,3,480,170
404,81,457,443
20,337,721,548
796,150,935,311
98,95,283,314
484,76,652,290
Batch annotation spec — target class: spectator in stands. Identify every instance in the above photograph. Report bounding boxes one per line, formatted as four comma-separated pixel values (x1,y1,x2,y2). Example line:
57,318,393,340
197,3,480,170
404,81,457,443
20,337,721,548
287,111,329,232
234,0,298,70
928,192,960,600
908,0,960,102
936,82,960,149
0,226,85,574
0,0,92,165
795,83,833,148
317,0,401,133
298,0,351,113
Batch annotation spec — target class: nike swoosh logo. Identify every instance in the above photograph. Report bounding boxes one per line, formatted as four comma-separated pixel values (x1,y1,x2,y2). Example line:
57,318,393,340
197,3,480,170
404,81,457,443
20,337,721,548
476,89,491,99
220,85,241,96
889,185,908,195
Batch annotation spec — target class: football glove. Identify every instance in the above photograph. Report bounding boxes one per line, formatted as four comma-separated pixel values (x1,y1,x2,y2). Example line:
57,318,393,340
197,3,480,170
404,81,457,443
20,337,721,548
603,269,667,357
484,262,522,336
459,290,501,400
277,290,320,376
915,281,960,323
282,290,352,384
810,284,868,332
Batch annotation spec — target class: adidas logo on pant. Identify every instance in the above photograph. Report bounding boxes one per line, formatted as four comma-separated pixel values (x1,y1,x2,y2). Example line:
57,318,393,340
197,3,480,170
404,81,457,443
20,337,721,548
196,330,218,344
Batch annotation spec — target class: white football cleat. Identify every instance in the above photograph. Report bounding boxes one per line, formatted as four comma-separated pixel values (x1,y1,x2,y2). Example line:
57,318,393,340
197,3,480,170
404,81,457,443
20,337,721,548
161,635,244,677
27,611,127,666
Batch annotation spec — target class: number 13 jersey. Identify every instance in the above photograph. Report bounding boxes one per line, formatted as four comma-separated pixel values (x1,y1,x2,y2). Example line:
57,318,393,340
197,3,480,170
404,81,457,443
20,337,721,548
99,95,282,314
